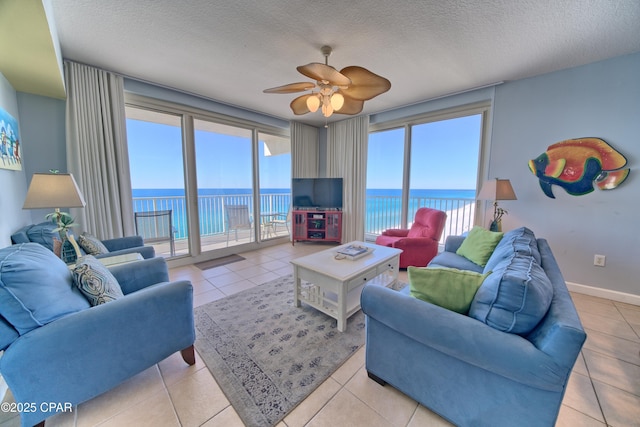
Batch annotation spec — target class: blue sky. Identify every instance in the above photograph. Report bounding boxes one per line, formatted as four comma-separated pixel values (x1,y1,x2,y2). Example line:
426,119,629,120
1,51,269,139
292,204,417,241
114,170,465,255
367,114,481,189
127,114,480,190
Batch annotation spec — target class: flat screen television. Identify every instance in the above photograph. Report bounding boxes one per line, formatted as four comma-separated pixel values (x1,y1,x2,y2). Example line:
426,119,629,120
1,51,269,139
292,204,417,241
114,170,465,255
292,178,343,210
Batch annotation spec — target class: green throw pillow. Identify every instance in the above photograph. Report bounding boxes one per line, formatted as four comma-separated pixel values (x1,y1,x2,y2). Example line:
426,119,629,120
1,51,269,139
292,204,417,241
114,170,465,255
456,226,504,267
409,266,491,314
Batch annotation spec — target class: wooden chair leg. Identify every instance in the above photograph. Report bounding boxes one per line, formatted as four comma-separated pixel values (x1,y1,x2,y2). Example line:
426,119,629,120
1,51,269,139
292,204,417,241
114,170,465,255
181,345,196,365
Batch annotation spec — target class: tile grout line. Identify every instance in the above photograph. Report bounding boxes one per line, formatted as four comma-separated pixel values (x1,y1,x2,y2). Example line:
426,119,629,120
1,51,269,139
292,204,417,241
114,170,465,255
577,350,610,426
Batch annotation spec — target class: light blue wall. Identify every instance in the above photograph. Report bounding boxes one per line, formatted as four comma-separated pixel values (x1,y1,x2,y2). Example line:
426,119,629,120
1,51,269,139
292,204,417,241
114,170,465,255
0,74,67,247
490,52,640,296
16,92,68,224
0,73,29,247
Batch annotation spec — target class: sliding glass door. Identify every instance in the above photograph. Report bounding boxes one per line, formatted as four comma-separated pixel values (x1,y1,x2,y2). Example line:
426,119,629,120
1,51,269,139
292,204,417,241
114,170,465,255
126,101,290,259
366,110,484,242
258,133,291,241
126,107,189,257
194,119,254,252
366,127,405,235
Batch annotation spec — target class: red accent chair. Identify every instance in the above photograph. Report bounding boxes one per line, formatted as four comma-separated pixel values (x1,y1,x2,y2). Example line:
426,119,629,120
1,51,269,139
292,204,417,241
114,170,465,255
375,208,447,268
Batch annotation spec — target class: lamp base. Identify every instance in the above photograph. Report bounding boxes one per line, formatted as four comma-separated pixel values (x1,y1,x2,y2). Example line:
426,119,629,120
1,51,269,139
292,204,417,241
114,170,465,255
61,239,77,264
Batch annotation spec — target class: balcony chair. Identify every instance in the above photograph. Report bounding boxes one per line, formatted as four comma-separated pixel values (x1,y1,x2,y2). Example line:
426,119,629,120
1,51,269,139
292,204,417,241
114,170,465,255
134,209,177,257
270,209,291,235
225,204,253,246
375,207,447,268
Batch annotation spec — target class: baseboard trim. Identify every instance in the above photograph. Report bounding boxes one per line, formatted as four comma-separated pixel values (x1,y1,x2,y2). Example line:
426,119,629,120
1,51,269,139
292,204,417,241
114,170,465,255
567,281,640,306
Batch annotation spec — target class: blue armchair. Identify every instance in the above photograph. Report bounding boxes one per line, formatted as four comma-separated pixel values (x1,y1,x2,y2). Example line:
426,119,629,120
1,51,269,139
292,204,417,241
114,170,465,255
11,221,155,260
0,243,194,427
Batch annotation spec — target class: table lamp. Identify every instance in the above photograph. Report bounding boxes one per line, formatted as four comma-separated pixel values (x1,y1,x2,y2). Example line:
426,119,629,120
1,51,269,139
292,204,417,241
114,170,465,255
23,172,86,259
478,178,517,231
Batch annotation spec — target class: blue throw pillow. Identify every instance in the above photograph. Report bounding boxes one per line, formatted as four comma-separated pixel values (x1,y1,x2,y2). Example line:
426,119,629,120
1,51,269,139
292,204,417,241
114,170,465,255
483,227,540,274
469,250,553,335
0,243,90,335
25,221,58,252
72,256,123,306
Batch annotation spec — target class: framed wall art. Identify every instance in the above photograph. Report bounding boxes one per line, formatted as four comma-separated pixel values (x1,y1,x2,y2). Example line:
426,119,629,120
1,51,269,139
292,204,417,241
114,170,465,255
0,106,22,171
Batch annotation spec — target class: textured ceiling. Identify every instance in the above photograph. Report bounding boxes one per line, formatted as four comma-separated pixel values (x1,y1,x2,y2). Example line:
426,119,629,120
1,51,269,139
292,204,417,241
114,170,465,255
23,1,640,126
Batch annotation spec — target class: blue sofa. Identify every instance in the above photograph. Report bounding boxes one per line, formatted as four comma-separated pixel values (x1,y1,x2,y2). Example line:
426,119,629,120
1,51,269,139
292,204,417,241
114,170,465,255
11,221,155,260
361,227,586,427
0,243,194,427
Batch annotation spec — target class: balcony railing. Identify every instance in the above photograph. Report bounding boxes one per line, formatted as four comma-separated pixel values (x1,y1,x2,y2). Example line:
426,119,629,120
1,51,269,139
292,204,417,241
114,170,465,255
133,193,291,240
365,195,475,243
132,192,475,245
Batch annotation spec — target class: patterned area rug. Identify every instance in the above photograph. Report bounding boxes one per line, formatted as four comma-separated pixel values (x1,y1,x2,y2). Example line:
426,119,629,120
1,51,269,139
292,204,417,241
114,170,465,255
194,274,405,427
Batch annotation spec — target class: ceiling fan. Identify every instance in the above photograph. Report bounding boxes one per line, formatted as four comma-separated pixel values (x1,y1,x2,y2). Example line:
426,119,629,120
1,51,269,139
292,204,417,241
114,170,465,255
263,45,391,118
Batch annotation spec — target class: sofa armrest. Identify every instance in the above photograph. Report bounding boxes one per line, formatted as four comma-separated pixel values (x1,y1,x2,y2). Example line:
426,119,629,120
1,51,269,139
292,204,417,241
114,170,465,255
1,280,194,426
102,235,144,251
96,245,155,260
381,229,410,237
361,285,569,391
109,257,170,295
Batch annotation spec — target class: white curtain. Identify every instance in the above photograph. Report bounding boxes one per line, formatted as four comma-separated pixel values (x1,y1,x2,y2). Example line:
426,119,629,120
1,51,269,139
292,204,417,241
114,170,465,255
291,121,319,178
327,115,369,242
64,61,134,239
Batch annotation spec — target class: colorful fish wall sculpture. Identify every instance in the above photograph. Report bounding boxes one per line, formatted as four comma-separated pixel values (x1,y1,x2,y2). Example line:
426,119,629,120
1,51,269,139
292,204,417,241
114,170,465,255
528,138,630,198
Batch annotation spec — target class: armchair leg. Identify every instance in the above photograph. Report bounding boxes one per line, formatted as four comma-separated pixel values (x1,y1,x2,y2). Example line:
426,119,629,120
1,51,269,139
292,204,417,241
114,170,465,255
367,371,387,386
181,345,196,365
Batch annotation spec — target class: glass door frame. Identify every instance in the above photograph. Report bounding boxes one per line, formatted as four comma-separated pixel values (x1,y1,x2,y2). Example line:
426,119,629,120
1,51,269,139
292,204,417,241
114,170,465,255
125,93,291,262
368,101,491,230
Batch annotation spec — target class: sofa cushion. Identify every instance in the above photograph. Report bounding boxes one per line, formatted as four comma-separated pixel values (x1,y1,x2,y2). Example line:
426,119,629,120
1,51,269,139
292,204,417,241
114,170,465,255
72,256,123,306
456,226,503,267
0,243,91,335
483,227,540,274
469,251,553,335
409,266,490,314
25,221,58,251
428,251,484,273
0,317,18,351
78,233,109,255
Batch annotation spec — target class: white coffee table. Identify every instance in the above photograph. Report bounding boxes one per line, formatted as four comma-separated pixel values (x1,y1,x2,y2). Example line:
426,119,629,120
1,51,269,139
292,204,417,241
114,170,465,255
291,241,402,331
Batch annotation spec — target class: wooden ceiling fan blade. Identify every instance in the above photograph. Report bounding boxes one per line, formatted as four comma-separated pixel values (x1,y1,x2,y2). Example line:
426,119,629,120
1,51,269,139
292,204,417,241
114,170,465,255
263,82,316,94
290,94,312,115
297,63,351,86
339,66,391,100
334,94,364,115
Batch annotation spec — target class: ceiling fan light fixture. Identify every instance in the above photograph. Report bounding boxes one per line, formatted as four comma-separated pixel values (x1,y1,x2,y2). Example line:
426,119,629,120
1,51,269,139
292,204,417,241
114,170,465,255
321,102,333,117
263,45,390,118
330,92,344,111
306,94,320,112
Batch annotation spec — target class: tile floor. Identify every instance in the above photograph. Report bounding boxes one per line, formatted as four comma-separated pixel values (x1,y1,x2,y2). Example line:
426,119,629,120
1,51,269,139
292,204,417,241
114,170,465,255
2,242,639,427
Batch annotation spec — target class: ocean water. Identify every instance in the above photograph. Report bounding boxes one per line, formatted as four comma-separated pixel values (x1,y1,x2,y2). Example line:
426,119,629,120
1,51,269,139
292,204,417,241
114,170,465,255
132,188,474,237
132,188,475,198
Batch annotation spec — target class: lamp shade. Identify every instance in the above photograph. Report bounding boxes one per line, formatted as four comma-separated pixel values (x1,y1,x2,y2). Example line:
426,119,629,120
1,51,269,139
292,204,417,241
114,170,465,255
23,173,86,209
478,178,517,201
